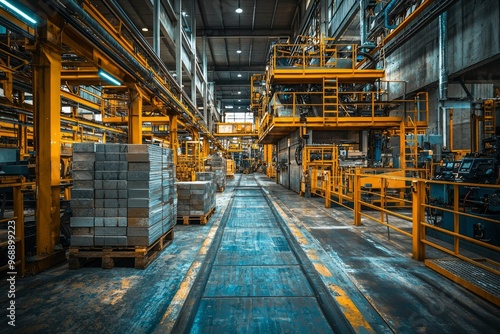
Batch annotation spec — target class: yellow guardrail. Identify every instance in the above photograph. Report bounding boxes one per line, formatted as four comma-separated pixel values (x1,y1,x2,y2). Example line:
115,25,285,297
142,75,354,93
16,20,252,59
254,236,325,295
269,42,358,73
415,178,500,265
310,168,499,260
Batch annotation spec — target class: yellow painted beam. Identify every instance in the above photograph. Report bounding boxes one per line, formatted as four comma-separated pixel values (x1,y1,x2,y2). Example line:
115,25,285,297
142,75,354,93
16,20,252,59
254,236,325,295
0,8,36,37
128,87,143,144
270,69,385,84
60,90,101,112
2,72,13,102
169,113,178,165
34,22,62,256
13,185,25,276
104,116,171,124
17,114,28,157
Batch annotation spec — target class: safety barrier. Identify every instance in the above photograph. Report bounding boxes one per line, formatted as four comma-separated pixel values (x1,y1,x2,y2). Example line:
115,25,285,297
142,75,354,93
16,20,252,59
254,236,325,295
306,167,500,304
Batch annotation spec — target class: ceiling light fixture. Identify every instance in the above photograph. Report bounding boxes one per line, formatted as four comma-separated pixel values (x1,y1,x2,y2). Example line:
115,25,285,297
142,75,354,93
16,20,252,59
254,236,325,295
237,73,242,77
238,91,241,94
98,70,122,86
0,0,37,25
142,27,148,32
236,0,242,13
236,49,242,54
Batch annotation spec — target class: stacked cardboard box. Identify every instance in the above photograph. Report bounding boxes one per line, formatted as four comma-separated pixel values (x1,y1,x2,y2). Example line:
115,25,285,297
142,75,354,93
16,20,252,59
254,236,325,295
205,156,227,191
176,181,216,217
70,143,176,247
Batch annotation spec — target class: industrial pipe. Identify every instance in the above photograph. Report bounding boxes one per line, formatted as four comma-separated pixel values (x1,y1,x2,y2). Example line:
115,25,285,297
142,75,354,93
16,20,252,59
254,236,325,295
384,0,398,30
360,0,366,44
439,12,448,152
46,0,210,136
438,12,448,102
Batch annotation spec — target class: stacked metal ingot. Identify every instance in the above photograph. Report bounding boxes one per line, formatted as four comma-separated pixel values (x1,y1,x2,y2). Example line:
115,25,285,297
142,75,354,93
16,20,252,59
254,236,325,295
176,181,216,217
205,156,227,191
70,142,97,247
162,148,177,234
93,143,129,246
126,144,164,246
70,143,177,247
195,172,216,196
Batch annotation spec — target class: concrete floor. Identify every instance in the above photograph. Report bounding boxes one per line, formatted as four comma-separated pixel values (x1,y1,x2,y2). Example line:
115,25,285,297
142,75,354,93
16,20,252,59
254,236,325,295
1,174,499,333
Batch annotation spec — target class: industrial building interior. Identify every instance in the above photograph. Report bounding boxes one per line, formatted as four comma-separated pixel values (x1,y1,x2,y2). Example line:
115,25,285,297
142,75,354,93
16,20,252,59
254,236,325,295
0,0,499,333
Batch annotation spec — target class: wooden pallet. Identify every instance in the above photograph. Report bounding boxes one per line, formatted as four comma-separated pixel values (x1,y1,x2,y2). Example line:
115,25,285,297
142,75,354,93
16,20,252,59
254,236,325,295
177,206,216,225
68,228,174,270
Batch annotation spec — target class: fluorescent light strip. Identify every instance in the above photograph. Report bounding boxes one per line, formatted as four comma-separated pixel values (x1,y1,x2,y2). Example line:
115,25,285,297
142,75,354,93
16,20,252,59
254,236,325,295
98,70,121,86
0,0,37,24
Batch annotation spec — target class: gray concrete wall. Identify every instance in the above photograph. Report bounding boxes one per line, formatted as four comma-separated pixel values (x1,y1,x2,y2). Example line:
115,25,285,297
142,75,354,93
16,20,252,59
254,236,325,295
385,0,499,151
385,0,500,93
448,0,500,77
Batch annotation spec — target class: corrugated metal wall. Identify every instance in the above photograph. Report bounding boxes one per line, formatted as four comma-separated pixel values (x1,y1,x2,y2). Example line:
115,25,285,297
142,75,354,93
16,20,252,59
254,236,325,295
277,130,302,193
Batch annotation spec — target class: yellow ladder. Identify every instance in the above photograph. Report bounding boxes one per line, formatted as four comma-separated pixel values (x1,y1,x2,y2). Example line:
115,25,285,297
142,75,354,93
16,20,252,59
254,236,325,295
323,77,338,120
403,116,419,168
323,43,337,67
483,100,495,138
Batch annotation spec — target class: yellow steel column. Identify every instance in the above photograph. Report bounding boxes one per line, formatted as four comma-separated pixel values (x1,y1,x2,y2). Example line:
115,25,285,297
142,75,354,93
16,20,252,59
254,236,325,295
13,184,25,276
453,184,460,255
128,87,143,144
399,122,406,168
264,144,273,178
3,72,13,102
18,113,28,159
192,129,199,142
325,171,331,208
33,22,62,257
202,138,210,157
169,113,178,165
412,179,426,260
353,168,361,226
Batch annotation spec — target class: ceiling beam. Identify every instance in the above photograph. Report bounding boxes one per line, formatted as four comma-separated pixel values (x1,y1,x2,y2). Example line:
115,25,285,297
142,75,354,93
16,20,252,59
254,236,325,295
197,28,292,38
210,66,265,72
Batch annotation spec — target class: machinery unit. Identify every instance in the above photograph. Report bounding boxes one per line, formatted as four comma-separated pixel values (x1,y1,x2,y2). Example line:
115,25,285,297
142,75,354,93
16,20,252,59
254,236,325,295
0,149,32,178
429,136,500,250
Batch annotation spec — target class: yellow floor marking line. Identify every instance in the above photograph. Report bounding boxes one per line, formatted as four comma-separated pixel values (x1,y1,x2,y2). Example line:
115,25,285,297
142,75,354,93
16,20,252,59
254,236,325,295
267,192,375,334
329,284,374,333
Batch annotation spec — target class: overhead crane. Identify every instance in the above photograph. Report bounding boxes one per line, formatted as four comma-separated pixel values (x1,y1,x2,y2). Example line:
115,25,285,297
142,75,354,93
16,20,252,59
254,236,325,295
0,0,223,274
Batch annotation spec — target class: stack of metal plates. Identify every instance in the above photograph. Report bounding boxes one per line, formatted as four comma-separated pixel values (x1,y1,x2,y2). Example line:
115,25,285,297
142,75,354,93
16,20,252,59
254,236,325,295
205,156,227,191
70,143,177,247
195,172,216,196
162,148,177,234
70,142,97,247
126,144,164,246
176,181,216,216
